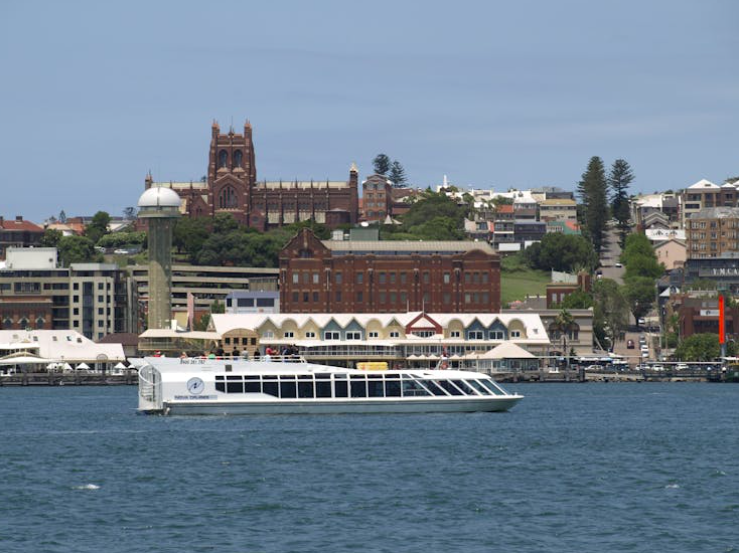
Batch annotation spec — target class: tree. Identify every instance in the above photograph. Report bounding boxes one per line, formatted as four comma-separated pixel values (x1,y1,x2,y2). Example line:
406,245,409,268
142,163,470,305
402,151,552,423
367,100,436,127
577,156,609,254
592,278,630,350
58,235,99,265
173,217,211,262
623,276,656,322
389,161,407,187
84,211,111,245
212,212,238,234
609,159,634,249
40,228,63,248
58,210,67,223
673,333,736,362
560,289,594,309
373,154,391,175
553,309,576,368
211,299,225,314
524,233,598,273
123,206,138,221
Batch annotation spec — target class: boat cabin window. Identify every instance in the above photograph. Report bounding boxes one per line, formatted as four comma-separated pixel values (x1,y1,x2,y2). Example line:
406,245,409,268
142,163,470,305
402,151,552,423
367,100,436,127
467,380,491,395
211,372,499,400
479,379,506,396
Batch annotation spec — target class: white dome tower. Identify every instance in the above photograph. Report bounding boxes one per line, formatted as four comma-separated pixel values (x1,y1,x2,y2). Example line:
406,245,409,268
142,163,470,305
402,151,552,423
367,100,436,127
137,186,181,330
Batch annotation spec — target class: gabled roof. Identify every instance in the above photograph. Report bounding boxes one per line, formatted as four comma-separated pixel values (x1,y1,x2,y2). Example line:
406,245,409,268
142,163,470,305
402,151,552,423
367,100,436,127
687,179,719,190
481,342,536,360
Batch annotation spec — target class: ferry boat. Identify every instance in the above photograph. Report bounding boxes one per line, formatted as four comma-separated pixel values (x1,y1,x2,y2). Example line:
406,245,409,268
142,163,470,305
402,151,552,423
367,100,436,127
138,356,523,415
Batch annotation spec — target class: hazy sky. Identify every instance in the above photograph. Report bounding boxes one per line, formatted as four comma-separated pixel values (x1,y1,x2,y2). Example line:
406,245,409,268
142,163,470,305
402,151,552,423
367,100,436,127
1,0,738,221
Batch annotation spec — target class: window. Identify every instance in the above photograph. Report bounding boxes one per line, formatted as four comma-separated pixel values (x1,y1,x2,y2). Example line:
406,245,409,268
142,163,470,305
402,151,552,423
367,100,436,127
218,149,228,168
443,272,450,284
312,272,319,284
324,331,340,340
489,330,504,340
312,291,319,302
399,292,407,306
443,293,451,304
292,273,299,284
305,331,316,339
389,331,400,338
97,295,104,303
233,149,243,168
292,292,299,302
303,292,309,302
423,271,430,284
379,292,386,303
378,272,386,284
465,293,471,304
369,331,379,339
389,272,396,284
335,291,342,302
284,331,294,339
357,291,363,302
469,330,484,340
450,330,461,338
335,272,342,284
346,331,362,340
356,272,364,284
510,330,521,338
97,283,104,290
400,272,407,285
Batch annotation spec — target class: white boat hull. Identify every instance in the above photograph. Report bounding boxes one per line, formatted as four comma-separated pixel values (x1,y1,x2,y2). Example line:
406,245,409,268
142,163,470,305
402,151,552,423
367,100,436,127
156,396,522,416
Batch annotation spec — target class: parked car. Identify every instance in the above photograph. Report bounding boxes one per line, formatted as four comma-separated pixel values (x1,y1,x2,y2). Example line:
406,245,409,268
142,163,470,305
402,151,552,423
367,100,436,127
615,262,623,268
627,339,635,349
675,363,689,371
650,364,665,371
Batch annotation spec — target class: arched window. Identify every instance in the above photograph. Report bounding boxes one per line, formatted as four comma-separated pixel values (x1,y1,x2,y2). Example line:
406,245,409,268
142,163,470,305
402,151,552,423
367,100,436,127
218,149,228,168
19,317,29,329
219,186,238,209
36,316,45,328
2,317,12,328
233,150,243,168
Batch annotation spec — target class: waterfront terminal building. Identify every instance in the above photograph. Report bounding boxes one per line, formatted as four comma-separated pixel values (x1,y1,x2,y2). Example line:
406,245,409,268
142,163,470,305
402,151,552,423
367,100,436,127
139,312,552,369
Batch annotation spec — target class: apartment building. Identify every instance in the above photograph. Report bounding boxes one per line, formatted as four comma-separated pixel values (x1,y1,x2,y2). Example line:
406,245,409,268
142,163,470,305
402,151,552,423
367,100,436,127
686,207,739,259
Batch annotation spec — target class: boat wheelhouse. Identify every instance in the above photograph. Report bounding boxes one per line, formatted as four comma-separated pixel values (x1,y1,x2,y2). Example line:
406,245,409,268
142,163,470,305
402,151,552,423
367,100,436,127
138,356,523,415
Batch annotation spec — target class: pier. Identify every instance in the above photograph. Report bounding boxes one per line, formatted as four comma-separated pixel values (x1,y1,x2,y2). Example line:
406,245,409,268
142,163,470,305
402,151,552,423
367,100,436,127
0,371,138,386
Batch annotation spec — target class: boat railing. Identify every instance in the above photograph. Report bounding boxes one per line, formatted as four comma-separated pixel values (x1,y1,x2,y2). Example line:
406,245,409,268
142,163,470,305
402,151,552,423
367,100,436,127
179,355,307,364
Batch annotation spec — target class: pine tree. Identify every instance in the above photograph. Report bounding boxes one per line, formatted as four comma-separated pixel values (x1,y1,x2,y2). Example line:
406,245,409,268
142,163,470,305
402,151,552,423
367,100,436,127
373,154,391,175
609,159,634,249
577,156,609,255
389,161,407,187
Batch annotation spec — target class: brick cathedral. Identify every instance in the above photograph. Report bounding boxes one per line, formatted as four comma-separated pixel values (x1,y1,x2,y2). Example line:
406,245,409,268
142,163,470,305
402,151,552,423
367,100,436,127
145,121,359,229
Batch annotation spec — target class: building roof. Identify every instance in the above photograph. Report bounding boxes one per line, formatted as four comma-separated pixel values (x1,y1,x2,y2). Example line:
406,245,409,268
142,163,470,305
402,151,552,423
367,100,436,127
687,178,719,190
540,199,576,206
210,312,550,344
690,207,739,219
322,240,496,255
0,330,125,362
0,218,43,232
645,228,686,242
496,204,515,214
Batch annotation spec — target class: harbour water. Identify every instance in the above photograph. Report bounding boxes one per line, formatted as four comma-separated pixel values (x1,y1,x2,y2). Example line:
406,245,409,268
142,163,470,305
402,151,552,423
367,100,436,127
1,383,737,552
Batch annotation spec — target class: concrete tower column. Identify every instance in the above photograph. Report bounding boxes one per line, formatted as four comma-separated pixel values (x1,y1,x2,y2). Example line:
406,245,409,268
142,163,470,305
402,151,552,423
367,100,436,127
137,186,181,330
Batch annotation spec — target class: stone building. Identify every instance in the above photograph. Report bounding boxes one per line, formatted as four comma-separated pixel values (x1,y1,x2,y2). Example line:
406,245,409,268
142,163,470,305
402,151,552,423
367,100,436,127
145,121,359,229
279,228,501,314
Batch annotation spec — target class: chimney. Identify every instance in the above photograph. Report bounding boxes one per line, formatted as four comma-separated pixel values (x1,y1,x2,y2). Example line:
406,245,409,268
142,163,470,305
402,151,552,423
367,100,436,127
15,215,22,222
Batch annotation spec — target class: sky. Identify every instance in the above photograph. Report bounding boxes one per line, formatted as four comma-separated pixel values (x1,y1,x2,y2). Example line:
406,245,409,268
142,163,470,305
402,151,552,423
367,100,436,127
1,0,738,222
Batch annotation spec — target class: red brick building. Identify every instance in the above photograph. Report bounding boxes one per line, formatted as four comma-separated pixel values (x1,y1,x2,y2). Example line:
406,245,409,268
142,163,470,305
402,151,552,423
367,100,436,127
279,228,501,313
0,216,44,260
146,121,359,229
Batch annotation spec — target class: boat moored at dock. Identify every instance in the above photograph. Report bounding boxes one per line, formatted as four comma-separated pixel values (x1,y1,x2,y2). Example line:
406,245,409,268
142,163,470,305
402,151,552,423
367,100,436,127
138,356,523,415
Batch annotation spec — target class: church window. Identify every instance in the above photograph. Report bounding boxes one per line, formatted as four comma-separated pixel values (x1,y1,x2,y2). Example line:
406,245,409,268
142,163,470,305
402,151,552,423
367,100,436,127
233,150,243,168
219,186,238,208
218,149,228,168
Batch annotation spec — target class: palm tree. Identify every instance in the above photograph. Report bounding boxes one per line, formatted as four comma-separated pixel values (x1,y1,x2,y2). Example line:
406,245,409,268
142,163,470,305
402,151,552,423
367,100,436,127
554,308,576,369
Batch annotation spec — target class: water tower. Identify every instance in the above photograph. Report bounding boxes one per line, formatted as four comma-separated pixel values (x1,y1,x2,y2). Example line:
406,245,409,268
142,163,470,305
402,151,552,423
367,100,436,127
137,186,181,329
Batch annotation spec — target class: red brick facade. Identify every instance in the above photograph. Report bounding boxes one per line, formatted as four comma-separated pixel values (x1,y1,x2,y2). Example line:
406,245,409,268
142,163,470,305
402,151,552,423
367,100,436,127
146,121,359,229
279,228,501,313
